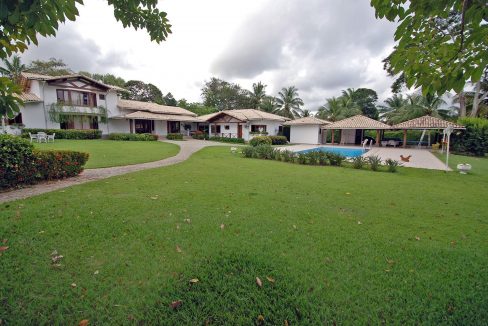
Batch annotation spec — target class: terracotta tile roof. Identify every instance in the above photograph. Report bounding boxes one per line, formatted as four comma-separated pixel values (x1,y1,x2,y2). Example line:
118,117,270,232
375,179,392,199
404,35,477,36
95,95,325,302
284,116,331,126
117,111,203,122
21,72,127,92
15,92,42,102
117,99,197,117
322,115,391,129
392,115,465,129
199,109,289,122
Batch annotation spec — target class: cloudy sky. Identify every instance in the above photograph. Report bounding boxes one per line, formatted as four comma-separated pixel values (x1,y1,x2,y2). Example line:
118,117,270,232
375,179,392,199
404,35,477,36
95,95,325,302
22,0,397,110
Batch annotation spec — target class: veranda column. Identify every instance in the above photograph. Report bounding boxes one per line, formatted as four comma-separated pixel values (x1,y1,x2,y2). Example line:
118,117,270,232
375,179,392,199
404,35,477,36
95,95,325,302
403,129,407,148
375,129,380,146
331,129,335,145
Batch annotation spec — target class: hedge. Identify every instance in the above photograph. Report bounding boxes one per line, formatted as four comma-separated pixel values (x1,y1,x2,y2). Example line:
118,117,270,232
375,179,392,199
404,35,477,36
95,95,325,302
0,134,89,190
34,150,89,180
249,136,272,146
108,133,158,141
268,136,288,145
22,128,102,139
167,133,184,140
452,117,488,156
209,136,245,144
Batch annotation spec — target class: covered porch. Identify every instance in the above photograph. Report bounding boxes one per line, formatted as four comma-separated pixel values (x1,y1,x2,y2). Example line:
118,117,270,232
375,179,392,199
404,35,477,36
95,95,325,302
321,115,391,146
116,111,202,136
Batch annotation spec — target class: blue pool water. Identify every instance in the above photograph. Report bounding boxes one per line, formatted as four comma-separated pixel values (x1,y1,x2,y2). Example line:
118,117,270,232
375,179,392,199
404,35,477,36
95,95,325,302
297,146,366,158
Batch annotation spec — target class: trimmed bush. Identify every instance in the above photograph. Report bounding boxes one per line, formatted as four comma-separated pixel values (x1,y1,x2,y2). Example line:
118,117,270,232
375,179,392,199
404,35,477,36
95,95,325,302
249,136,272,147
209,137,245,144
167,133,184,140
268,136,288,145
192,131,208,140
351,156,367,169
254,144,275,159
368,155,382,171
34,150,89,180
0,135,38,189
22,128,102,139
281,150,296,163
108,133,158,141
452,117,488,156
326,152,346,166
385,158,400,173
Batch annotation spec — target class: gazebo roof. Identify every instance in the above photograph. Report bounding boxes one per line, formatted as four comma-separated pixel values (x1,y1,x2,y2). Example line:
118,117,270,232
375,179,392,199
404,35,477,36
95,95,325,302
322,115,390,130
392,115,465,130
199,109,289,122
284,116,331,126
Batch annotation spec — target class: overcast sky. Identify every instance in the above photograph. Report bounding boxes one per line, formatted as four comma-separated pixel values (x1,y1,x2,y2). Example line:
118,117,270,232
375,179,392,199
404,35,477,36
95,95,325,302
22,0,398,110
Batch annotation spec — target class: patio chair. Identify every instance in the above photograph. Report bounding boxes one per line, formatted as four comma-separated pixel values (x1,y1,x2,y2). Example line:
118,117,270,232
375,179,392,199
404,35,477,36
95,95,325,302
47,133,55,143
387,140,398,147
28,133,38,143
37,132,47,143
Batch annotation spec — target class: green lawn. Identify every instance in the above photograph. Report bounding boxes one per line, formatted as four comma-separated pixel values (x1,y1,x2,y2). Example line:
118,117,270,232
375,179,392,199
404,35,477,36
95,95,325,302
1,148,487,324
34,140,180,168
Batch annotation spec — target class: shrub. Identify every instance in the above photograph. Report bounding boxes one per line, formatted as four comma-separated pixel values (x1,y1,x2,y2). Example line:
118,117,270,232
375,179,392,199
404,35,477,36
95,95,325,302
368,155,382,171
306,151,322,165
385,159,400,173
273,149,282,161
317,151,329,166
297,153,308,164
108,133,158,141
22,128,102,139
241,146,255,158
167,133,184,140
192,131,208,140
254,144,275,159
326,152,346,166
209,137,245,144
249,136,272,147
280,150,296,163
452,117,488,156
268,136,288,145
34,150,89,180
351,156,367,169
0,135,38,189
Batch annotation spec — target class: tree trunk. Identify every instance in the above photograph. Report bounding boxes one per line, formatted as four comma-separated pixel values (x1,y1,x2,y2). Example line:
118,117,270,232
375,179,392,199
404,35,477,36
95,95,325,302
458,91,466,117
470,81,481,117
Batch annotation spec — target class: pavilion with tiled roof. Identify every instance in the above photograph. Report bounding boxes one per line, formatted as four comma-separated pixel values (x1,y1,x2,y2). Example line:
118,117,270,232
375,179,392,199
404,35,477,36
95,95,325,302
321,115,390,146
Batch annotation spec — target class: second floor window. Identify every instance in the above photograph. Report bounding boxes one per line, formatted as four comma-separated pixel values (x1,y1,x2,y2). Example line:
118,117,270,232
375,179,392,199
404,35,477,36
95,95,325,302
56,89,97,107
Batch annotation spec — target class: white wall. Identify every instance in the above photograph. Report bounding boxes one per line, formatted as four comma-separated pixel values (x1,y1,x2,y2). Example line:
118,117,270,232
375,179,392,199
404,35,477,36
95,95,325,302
290,125,321,144
108,119,130,133
244,120,283,141
341,129,356,144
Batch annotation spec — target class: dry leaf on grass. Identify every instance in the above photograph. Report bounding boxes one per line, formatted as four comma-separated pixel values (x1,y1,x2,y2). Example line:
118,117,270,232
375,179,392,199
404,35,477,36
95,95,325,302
71,283,77,288
79,319,89,326
169,300,183,310
256,277,263,288
0,246,9,252
189,278,199,284
415,236,421,241
220,224,225,230
257,315,265,324
266,276,275,283
176,245,182,253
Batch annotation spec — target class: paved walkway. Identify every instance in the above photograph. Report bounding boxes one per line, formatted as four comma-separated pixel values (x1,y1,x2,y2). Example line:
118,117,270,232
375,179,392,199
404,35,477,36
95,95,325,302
279,144,448,170
0,139,229,204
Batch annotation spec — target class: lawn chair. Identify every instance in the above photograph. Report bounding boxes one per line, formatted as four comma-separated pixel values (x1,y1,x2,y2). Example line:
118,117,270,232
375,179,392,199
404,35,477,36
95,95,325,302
29,132,38,143
37,132,47,143
47,133,55,143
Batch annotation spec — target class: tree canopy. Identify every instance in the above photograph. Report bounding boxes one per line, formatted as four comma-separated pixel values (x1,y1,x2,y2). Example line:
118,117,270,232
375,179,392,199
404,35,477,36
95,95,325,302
371,0,488,95
123,80,164,104
28,58,73,76
201,77,250,110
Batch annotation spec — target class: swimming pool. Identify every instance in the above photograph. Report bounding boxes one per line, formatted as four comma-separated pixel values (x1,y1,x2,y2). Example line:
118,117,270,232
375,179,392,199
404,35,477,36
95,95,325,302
297,146,366,158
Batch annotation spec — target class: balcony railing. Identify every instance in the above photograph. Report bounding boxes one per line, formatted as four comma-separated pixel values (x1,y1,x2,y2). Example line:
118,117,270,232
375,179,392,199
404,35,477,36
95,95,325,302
57,100,97,108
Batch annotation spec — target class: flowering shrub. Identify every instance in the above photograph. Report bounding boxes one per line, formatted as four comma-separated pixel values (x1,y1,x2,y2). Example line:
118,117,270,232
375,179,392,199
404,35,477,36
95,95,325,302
0,135,89,190
0,135,38,189
108,133,158,141
34,150,89,180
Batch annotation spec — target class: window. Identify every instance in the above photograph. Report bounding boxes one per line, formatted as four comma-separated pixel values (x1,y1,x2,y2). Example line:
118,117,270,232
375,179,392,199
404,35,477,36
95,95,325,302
224,125,230,130
60,117,75,130
251,125,267,133
56,89,97,107
99,94,106,100
211,125,221,134
90,117,99,129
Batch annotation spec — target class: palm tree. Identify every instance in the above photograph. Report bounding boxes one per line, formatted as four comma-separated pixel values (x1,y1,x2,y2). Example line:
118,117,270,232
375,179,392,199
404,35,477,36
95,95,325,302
300,109,312,117
275,86,304,119
259,96,279,113
378,94,409,124
0,55,27,84
249,82,267,109
317,97,344,122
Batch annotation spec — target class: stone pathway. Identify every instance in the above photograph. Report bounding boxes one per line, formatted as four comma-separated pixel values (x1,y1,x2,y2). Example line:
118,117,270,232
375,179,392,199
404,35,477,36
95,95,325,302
0,139,230,204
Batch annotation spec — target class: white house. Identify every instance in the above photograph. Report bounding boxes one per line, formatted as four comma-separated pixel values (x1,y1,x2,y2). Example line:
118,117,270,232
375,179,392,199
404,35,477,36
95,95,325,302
198,109,289,141
4,72,201,136
284,116,331,144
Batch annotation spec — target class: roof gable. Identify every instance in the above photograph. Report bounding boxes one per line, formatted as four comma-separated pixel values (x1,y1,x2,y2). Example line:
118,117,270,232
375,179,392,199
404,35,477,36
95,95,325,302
323,115,390,129
392,115,465,129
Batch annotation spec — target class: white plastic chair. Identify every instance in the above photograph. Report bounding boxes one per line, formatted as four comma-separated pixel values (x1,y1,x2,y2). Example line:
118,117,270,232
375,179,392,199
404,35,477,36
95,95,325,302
47,133,55,143
37,132,47,143
29,133,38,143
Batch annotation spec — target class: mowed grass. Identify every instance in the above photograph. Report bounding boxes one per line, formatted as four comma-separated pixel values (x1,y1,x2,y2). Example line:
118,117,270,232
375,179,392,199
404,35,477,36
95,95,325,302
1,147,487,324
34,139,179,168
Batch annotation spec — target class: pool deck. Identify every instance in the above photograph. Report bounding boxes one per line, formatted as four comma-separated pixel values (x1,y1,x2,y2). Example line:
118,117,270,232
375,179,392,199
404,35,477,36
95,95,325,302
278,144,449,171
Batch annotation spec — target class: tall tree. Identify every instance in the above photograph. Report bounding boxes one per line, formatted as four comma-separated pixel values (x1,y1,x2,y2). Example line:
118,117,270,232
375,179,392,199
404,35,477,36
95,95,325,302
123,80,164,104
249,82,267,109
27,58,73,76
345,88,379,119
371,1,487,96
378,94,410,124
163,92,177,106
259,96,279,114
300,109,312,117
80,72,127,88
201,77,249,110
275,86,304,119
1,0,172,118
0,55,26,84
